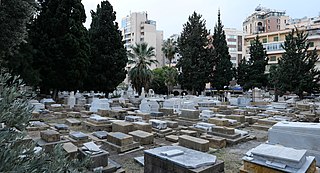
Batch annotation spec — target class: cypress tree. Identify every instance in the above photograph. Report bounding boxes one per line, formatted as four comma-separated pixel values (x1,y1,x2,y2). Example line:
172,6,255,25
86,1,128,94
177,12,212,94
271,28,320,99
211,10,233,91
30,0,90,95
237,35,268,91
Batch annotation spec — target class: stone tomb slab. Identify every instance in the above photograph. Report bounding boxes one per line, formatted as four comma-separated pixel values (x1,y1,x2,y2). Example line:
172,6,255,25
92,131,108,139
180,109,200,120
67,131,91,146
129,130,154,145
40,130,60,142
178,135,209,152
201,135,226,149
104,132,139,153
62,142,78,158
165,135,179,143
65,118,81,126
133,122,152,133
112,121,134,134
180,130,198,137
159,108,174,116
83,121,112,132
79,147,109,169
144,146,224,173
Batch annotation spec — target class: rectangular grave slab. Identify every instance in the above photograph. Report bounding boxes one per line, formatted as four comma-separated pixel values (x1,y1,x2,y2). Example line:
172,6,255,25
250,144,307,169
165,135,179,143
180,130,198,137
83,121,112,132
125,115,142,122
201,135,226,149
180,109,200,120
159,108,174,116
208,118,229,126
63,142,78,158
40,130,60,142
93,131,108,139
54,124,69,130
70,131,89,140
268,121,320,166
165,120,179,128
178,135,209,152
144,146,224,173
107,132,134,146
150,112,164,117
129,130,154,145
65,118,81,126
112,121,134,134
243,143,316,173
133,122,152,133
149,119,167,130
79,147,109,169
136,112,150,121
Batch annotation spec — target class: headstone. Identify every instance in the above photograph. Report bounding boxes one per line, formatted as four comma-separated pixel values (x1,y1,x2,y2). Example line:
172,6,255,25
68,91,76,108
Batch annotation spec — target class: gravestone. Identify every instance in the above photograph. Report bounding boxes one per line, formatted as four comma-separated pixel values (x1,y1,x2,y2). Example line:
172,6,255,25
129,130,154,145
178,135,209,152
144,146,224,173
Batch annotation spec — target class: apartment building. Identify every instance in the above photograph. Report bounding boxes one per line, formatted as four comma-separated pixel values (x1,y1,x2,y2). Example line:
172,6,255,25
244,23,320,72
224,28,246,67
243,6,289,35
121,12,164,70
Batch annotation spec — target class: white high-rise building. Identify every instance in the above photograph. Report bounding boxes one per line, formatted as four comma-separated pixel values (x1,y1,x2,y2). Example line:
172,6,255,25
224,28,246,67
121,12,164,70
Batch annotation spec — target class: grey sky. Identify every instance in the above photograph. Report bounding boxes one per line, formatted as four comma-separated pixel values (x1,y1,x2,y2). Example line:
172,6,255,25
82,0,320,39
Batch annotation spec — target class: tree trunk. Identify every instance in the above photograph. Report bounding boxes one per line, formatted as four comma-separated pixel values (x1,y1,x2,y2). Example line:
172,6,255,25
274,87,278,102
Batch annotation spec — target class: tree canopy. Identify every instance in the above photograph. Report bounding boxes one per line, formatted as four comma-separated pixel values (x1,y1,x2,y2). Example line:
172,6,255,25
270,28,320,99
128,42,157,94
210,10,233,91
85,0,128,94
237,35,268,91
29,0,90,94
177,11,213,94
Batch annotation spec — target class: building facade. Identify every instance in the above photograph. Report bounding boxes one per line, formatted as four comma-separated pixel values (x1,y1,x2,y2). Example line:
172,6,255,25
121,12,164,70
243,6,289,35
244,23,320,72
224,28,246,67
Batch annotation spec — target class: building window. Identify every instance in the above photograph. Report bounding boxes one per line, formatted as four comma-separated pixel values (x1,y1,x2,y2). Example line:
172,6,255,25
262,38,267,43
277,19,280,24
228,35,236,39
309,42,315,47
269,56,277,61
229,48,237,52
268,19,270,23
268,25,270,30
141,32,144,35
140,38,144,41
231,56,237,60
273,36,279,42
284,19,287,24
277,25,280,30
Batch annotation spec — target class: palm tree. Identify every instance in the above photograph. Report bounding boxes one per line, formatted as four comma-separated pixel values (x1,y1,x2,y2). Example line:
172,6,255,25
128,42,158,95
162,38,177,67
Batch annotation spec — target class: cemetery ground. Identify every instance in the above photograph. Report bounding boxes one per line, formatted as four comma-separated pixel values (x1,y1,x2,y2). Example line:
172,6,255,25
24,92,320,173
28,112,268,173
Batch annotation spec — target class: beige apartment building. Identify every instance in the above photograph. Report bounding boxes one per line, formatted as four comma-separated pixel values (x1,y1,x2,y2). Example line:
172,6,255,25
243,6,289,35
244,23,320,72
121,12,164,70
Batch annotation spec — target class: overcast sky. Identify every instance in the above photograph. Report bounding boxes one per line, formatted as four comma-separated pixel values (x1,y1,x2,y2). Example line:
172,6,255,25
82,0,320,39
